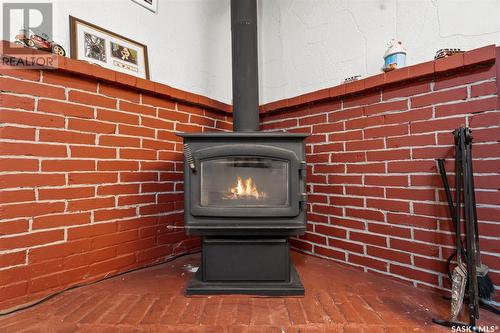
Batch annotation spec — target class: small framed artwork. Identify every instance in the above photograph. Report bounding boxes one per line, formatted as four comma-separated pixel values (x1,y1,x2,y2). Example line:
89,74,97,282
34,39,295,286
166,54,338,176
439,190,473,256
131,0,158,13
69,16,150,79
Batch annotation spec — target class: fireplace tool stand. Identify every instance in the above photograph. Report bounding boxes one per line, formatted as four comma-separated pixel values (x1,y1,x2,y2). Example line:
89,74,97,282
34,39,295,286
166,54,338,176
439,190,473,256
432,127,496,331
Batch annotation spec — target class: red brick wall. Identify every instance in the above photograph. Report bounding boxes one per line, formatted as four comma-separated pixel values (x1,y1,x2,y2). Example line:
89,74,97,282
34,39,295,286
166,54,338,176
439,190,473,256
0,65,231,310
261,46,500,295
1,44,498,311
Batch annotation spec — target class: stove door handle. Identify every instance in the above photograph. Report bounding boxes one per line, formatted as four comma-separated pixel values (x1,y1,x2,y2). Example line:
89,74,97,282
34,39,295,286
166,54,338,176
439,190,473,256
299,161,307,178
299,193,307,210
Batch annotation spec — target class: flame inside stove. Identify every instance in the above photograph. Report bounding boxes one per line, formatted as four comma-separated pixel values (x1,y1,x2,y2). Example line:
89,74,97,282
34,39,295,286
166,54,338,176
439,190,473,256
227,176,265,200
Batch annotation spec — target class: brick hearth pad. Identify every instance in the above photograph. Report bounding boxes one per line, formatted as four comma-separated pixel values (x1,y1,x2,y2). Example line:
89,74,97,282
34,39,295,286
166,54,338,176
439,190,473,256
0,252,498,332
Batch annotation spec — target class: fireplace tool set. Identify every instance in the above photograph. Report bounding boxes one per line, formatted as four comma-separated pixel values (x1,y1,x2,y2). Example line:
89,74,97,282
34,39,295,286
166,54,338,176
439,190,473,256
432,127,496,330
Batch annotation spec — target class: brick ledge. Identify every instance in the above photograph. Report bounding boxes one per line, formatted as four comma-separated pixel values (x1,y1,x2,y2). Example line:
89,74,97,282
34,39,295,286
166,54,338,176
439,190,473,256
1,40,232,114
2,41,496,116
260,45,497,114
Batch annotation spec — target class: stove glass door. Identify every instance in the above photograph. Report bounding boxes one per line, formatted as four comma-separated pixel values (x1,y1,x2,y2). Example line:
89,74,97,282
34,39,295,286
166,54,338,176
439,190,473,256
200,157,288,207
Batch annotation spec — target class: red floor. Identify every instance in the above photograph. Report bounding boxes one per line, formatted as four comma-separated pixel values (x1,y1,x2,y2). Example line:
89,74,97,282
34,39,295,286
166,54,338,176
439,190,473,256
0,252,498,332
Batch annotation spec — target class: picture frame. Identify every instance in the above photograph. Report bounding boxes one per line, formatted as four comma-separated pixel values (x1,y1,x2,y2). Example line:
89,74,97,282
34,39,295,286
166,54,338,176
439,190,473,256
69,16,150,79
131,0,158,13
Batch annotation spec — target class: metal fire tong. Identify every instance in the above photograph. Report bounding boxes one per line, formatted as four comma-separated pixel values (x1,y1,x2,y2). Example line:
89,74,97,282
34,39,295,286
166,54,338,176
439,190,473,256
461,128,480,326
432,127,480,331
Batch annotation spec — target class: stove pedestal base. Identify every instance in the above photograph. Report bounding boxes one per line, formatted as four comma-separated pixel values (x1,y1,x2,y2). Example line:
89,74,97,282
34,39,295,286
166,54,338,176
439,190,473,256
186,263,304,296
185,237,305,296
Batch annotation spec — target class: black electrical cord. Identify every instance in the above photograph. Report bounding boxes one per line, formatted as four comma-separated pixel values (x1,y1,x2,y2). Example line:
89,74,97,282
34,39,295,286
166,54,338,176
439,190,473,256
0,249,201,317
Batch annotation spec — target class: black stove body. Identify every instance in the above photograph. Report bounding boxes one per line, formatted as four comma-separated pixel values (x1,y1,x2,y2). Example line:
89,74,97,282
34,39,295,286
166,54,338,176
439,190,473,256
178,0,307,295
180,132,307,236
179,132,307,295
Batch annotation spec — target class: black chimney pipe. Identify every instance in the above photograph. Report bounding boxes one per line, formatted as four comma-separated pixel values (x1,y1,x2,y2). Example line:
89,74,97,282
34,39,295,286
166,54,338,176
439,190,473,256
231,0,259,132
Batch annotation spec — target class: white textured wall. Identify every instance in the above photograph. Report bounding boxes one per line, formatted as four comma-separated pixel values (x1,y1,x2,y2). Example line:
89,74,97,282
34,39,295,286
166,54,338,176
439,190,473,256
2,0,500,105
259,0,500,104
1,0,232,103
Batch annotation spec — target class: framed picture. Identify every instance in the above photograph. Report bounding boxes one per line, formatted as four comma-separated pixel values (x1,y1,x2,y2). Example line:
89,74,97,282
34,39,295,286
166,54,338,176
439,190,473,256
69,16,150,79
131,0,158,13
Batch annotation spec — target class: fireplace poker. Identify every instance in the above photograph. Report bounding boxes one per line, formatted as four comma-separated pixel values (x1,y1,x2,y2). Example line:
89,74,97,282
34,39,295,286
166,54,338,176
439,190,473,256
464,129,494,301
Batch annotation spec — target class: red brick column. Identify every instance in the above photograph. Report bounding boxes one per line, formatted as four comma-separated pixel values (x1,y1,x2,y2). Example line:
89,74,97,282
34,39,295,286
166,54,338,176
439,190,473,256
260,45,499,296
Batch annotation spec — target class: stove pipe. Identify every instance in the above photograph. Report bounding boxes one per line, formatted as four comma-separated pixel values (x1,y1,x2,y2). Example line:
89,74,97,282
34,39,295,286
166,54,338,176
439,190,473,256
231,0,259,132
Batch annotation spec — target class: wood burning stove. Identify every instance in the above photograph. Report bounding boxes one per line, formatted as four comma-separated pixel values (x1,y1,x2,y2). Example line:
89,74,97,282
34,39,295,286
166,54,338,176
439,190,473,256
177,0,308,295
180,133,307,234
